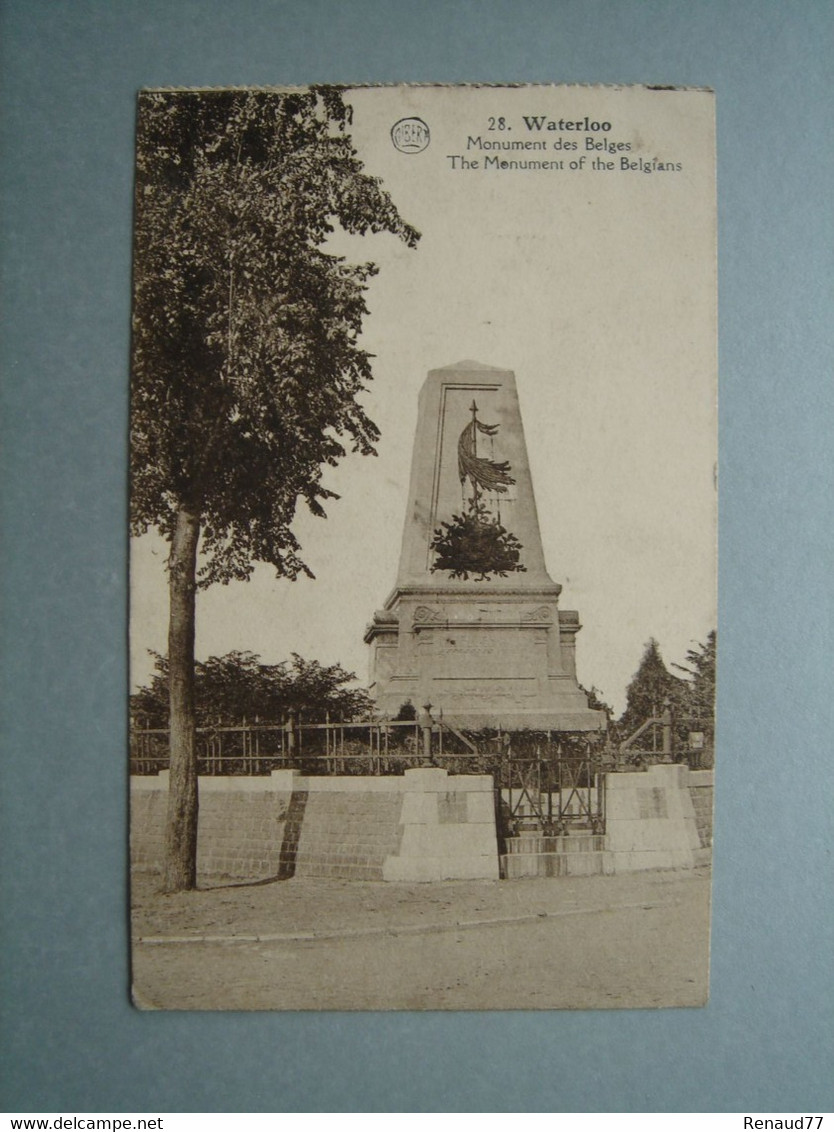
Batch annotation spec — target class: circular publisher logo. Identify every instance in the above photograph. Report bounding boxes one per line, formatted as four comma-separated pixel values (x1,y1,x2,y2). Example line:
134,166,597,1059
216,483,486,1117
391,117,430,154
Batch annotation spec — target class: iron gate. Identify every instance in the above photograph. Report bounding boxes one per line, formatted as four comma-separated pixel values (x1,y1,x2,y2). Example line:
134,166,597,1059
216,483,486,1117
497,745,605,836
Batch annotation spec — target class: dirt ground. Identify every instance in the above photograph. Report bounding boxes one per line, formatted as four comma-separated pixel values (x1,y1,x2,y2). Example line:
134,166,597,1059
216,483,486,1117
131,867,712,1011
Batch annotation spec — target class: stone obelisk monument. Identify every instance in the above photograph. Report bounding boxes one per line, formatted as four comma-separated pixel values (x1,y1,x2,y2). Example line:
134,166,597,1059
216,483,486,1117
365,361,604,730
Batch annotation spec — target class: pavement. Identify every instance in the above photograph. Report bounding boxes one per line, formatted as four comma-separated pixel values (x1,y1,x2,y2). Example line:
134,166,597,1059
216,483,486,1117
131,866,712,1011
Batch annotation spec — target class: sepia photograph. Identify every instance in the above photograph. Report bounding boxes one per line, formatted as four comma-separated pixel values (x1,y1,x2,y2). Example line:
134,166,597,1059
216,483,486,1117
128,83,717,1011
5,0,833,1113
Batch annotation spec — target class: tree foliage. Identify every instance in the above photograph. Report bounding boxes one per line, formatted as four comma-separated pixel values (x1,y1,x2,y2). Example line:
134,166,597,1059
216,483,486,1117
131,650,373,726
131,87,420,583
392,700,418,722
672,630,716,732
130,87,419,889
617,637,688,740
617,633,716,747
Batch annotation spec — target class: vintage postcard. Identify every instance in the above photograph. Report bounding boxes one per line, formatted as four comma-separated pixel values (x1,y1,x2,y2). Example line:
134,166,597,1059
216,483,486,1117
130,83,716,1010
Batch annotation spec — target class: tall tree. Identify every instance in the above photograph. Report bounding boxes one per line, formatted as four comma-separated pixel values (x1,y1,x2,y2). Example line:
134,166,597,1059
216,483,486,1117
672,630,716,733
131,88,419,891
617,637,687,743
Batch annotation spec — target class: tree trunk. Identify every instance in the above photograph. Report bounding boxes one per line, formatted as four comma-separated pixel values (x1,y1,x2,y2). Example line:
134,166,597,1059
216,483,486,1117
162,503,201,892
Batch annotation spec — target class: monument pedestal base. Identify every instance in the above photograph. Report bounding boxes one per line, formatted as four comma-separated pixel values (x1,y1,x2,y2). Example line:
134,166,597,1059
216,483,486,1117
365,584,604,731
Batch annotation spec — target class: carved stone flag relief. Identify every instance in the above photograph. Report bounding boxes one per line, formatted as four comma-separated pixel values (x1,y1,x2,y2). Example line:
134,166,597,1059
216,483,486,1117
130,85,716,1010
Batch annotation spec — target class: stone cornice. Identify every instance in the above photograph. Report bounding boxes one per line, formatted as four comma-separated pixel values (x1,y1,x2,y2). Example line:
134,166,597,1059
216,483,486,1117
384,582,562,608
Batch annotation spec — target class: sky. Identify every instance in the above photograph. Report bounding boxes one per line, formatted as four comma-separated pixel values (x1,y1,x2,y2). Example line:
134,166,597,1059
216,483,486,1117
130,84,717,715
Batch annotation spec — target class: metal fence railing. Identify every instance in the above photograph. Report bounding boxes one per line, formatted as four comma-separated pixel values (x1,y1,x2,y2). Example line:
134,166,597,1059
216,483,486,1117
131,709,712,837
129,716,428,777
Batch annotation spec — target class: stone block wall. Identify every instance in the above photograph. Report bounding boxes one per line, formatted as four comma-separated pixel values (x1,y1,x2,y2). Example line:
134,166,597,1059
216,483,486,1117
129,778,167,874
383,768,499,881
130,770,295,881
687,769,715,850
278,786,404,881
604,764,704,872
131,765,711,883
130,767,498,883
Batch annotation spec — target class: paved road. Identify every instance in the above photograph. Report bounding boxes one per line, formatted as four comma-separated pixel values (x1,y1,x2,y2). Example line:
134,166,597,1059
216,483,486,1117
131,868,711,1010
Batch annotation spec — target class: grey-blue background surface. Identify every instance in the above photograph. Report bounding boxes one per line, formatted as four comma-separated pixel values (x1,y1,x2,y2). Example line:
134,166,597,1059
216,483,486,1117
1,0,832,1113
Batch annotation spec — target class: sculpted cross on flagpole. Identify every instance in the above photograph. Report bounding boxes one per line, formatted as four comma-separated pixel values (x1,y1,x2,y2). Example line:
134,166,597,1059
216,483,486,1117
457,398,516,504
